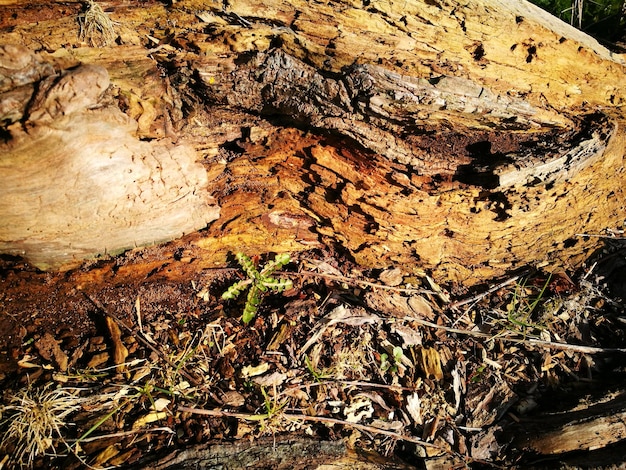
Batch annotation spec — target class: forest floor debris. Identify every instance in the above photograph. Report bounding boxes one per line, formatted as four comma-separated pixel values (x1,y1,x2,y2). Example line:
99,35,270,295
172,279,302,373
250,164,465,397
0,244,625,469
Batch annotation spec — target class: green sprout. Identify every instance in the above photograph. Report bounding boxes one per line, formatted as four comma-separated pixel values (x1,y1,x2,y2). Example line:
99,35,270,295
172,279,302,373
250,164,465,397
503,275,551,339
380,346,403,374
222,253,293,324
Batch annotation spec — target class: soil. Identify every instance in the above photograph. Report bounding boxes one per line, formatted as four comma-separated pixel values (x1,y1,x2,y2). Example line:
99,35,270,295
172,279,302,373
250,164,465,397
1,240,625,469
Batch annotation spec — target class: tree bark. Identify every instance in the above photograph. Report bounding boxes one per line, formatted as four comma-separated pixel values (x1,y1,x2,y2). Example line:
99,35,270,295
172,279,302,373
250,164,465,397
0,0,625,286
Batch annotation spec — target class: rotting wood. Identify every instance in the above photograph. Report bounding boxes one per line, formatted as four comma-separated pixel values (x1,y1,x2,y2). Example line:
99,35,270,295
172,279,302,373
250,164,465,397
0,44,219,270
135,435,419,470
470,388,626,466
0,0,625,285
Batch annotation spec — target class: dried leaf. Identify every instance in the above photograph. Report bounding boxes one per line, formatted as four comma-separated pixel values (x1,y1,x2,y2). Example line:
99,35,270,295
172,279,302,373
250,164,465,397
92,445,120,467
241,363,270,378
267,323,292,351
326,305,380,326
152,397,171,412
301,305,380,353
379,267,404,286
87,352,109,368
365,292,435,320
105,316,128,373
370,419,404,431
408,295,435,320
357,392,392,412
34,332,68,372
283,388,310,402
132,411,168,430
17,355,41,369
304,259,343,277
253,371,287,387
222,390,246,407
392,323,423,346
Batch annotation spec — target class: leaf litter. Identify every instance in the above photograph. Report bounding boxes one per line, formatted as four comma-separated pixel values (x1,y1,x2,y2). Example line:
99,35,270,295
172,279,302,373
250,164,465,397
0,248,625,469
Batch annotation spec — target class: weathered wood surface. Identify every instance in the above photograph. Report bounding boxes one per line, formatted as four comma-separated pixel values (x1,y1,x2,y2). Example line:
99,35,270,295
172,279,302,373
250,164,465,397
0,0,625,284
135,436,417,470
0,45,220,270
472,386,626,468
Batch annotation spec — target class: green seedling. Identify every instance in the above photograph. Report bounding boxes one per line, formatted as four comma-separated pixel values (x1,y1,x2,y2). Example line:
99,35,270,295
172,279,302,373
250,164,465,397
222,253,293,324
503,275,551,339
304,355,331,382
257,386,288,435
469,364,487,384
380,346,403,374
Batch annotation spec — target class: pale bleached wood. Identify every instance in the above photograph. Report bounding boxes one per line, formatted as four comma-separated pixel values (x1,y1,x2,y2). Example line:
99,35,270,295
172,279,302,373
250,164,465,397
0,45,219,270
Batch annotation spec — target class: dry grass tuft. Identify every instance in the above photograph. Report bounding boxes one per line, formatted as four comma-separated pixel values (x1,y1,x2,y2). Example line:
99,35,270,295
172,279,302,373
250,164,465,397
0,385,86,468
79,0,117,47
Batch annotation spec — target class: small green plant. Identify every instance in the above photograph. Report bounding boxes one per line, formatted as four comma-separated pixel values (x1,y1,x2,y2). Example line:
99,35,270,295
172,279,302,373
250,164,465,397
380,346,404,374
500,275,552,339
304,355,331,382
222,252,293,324
469,364,487,384
257,386,288,435
529,0,625,40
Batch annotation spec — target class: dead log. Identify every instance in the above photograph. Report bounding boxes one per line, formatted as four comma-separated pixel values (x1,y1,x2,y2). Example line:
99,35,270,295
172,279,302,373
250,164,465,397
134,436,417,470
0,0,625,285
0,43,219,270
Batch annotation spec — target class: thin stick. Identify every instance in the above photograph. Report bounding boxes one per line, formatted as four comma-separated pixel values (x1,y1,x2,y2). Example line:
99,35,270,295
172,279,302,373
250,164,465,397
67,427,174,443
178,406,442,449
405,315,626,355
575,233,626,239
284,379,418,393
447,272,528,309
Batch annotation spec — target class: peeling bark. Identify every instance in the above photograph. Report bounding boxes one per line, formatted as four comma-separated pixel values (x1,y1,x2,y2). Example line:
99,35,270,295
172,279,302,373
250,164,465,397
136,436,417,470
471,387,626,467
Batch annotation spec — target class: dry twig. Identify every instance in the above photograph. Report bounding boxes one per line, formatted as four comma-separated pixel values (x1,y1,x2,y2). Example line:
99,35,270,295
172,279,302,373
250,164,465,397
178,406,444,449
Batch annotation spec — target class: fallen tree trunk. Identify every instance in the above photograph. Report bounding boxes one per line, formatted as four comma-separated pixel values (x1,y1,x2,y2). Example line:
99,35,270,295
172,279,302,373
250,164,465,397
135,436,417,470
0,0,625,286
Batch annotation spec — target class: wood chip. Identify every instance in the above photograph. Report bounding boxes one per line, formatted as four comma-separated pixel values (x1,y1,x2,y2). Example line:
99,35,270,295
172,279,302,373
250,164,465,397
106,316,129,373
34,332,68,372
417,347,443,381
